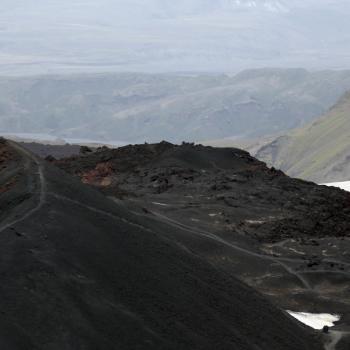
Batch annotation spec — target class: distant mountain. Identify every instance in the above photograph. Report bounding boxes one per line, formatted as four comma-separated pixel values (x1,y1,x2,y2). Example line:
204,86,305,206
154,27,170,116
2,0,350,74
255,92,350,183
3,69,350,143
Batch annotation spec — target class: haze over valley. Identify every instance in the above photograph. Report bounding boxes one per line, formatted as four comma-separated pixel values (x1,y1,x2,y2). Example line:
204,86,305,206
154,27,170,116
2,1,350,75
1,1,350,350
2,69,350,145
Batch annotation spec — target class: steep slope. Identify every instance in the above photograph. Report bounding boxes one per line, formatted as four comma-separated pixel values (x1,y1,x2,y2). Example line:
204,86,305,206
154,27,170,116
55,141,350,241
256,92,350,183
3,69,350,143
52,142,350,344
0,138,323,349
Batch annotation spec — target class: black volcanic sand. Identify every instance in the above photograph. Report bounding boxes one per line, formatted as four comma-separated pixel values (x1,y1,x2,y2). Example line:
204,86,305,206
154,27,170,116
0,139,323,349
54,142,350,348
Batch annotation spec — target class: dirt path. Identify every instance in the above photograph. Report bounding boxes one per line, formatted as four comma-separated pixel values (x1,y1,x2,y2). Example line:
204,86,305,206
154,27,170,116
142,210,350,290
0,141,46,233
48,192,156,234
139,209,313,289
2,142,348,294
2,142,350,350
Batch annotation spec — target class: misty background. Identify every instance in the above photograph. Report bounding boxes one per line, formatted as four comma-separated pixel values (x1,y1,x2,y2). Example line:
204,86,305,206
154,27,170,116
1,0,350,147
1,0,350,75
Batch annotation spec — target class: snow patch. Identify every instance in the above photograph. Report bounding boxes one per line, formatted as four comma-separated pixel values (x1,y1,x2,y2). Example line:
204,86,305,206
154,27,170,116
287,311,340,330
323,181,350,192
152,202,169,207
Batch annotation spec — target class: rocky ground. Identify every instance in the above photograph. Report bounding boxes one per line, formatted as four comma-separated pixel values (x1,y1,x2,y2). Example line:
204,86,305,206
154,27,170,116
54,142,350,241
0,138,325,349
49,141,350,348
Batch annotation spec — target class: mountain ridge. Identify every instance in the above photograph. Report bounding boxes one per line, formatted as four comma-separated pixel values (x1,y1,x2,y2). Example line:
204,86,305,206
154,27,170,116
255,91,350,182
3,69,350,143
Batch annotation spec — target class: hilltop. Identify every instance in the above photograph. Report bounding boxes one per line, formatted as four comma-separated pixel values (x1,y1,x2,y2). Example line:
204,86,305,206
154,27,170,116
0,138,325,349
49,141,350,349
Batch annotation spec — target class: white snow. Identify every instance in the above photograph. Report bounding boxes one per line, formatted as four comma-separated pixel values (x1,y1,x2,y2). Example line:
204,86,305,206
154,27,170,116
287,311,340,330
151,202,169,207
323,181,350,192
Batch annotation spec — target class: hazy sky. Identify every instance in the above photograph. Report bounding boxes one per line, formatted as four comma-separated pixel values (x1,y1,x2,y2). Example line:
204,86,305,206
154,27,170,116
1,0,350,75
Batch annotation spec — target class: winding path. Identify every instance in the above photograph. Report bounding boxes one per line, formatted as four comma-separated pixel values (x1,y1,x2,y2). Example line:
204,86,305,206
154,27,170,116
127,205,313,289
149,210,313,289
0,141,46,234
47,192,155,234
51,192,350,292
1,141,349,349
3,142,349,292
129,207,350,291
